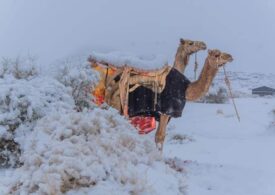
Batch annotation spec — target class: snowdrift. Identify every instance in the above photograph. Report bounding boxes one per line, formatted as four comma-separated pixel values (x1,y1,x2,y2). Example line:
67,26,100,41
0,57,185,194
6,109,161,194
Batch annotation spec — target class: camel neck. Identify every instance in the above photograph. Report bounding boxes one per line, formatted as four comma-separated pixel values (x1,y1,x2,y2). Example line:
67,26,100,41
173,47,189,74
185,56,219,101
197,57,219,83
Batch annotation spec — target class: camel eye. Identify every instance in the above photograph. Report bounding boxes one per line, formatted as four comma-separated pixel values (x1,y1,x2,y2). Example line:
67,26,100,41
215,54,219,58
189,42,194,45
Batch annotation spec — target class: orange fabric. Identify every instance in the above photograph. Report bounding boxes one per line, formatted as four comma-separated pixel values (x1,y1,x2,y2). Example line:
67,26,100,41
92,63,116,105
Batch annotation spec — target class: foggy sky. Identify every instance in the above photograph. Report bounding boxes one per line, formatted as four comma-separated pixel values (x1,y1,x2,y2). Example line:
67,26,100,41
0,0,275,73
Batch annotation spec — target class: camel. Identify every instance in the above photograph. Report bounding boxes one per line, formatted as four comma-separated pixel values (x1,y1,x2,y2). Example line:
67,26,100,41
173,39,206,73
154,49,233,150
90,39,206,110
90,41,233,151
102,49,233,151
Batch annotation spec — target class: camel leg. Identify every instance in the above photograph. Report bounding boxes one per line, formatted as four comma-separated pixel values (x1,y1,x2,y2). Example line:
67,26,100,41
155,114,170,151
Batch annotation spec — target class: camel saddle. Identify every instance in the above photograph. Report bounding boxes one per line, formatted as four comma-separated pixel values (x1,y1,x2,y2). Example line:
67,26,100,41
90,60,170,134
90,59,189,133
114,65,172,117
89,58,172,113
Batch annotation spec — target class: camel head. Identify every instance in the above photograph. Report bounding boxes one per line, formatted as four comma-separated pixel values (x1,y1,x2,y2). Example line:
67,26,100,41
179,38,207,54
207,49,233,68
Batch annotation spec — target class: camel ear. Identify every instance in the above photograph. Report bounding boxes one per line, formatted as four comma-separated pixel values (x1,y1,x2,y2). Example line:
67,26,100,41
180,38,185,44
208,49,213,55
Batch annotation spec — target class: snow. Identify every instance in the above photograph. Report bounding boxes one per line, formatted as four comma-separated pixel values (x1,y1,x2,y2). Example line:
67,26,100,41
1,53,275,195
164,98,275,195
213,71,275,97
1,47,275,195
0,59,186,194
2,109,160,194
89,51,168,70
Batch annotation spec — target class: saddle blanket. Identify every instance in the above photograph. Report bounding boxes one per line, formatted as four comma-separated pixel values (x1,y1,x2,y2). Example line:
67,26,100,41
128,68,190,120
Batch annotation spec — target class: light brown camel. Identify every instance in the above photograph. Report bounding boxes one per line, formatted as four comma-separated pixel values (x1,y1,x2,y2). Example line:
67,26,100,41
90,42,233,151
90,38,207,113
173,39,206,73
155,49,233,150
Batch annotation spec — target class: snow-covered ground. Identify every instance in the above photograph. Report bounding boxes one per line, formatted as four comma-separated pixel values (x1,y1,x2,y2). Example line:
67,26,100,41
164,97,275,195
0,55,275,194
0,59,187,194
1,1,275,194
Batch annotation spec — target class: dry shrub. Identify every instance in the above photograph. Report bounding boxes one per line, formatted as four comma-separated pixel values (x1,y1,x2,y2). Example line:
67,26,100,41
200,87,228,104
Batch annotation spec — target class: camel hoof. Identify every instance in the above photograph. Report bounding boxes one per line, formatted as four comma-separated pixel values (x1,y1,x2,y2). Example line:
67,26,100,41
155,134,165,151
156,142,163,151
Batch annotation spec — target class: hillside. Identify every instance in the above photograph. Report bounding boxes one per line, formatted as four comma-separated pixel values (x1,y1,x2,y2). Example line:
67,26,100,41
213,71,275,96
0,57,275,194
0,60,186,194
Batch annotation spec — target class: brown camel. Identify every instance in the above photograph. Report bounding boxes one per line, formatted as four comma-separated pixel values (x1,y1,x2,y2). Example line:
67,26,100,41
90,42,233,151
173,39,206,73
155,49,233,150
90,38,206,113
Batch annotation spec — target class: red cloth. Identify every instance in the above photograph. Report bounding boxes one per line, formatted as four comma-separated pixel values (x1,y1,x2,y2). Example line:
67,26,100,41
130,116,156,134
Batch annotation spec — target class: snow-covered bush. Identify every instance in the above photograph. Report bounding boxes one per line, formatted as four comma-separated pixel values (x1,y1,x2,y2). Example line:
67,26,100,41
55,58,99,111
0,138,21,168
0,56,188,194
200,87,228,104
0,57,39,80
7,108,160,194
0,77,74,132
0,55,101,168
0,76,74,167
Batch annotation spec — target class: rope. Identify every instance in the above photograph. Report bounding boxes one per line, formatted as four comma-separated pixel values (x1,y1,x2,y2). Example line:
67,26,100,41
154,72,159,111
223,66,241,122
104,63,109,97
194,52,198,80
